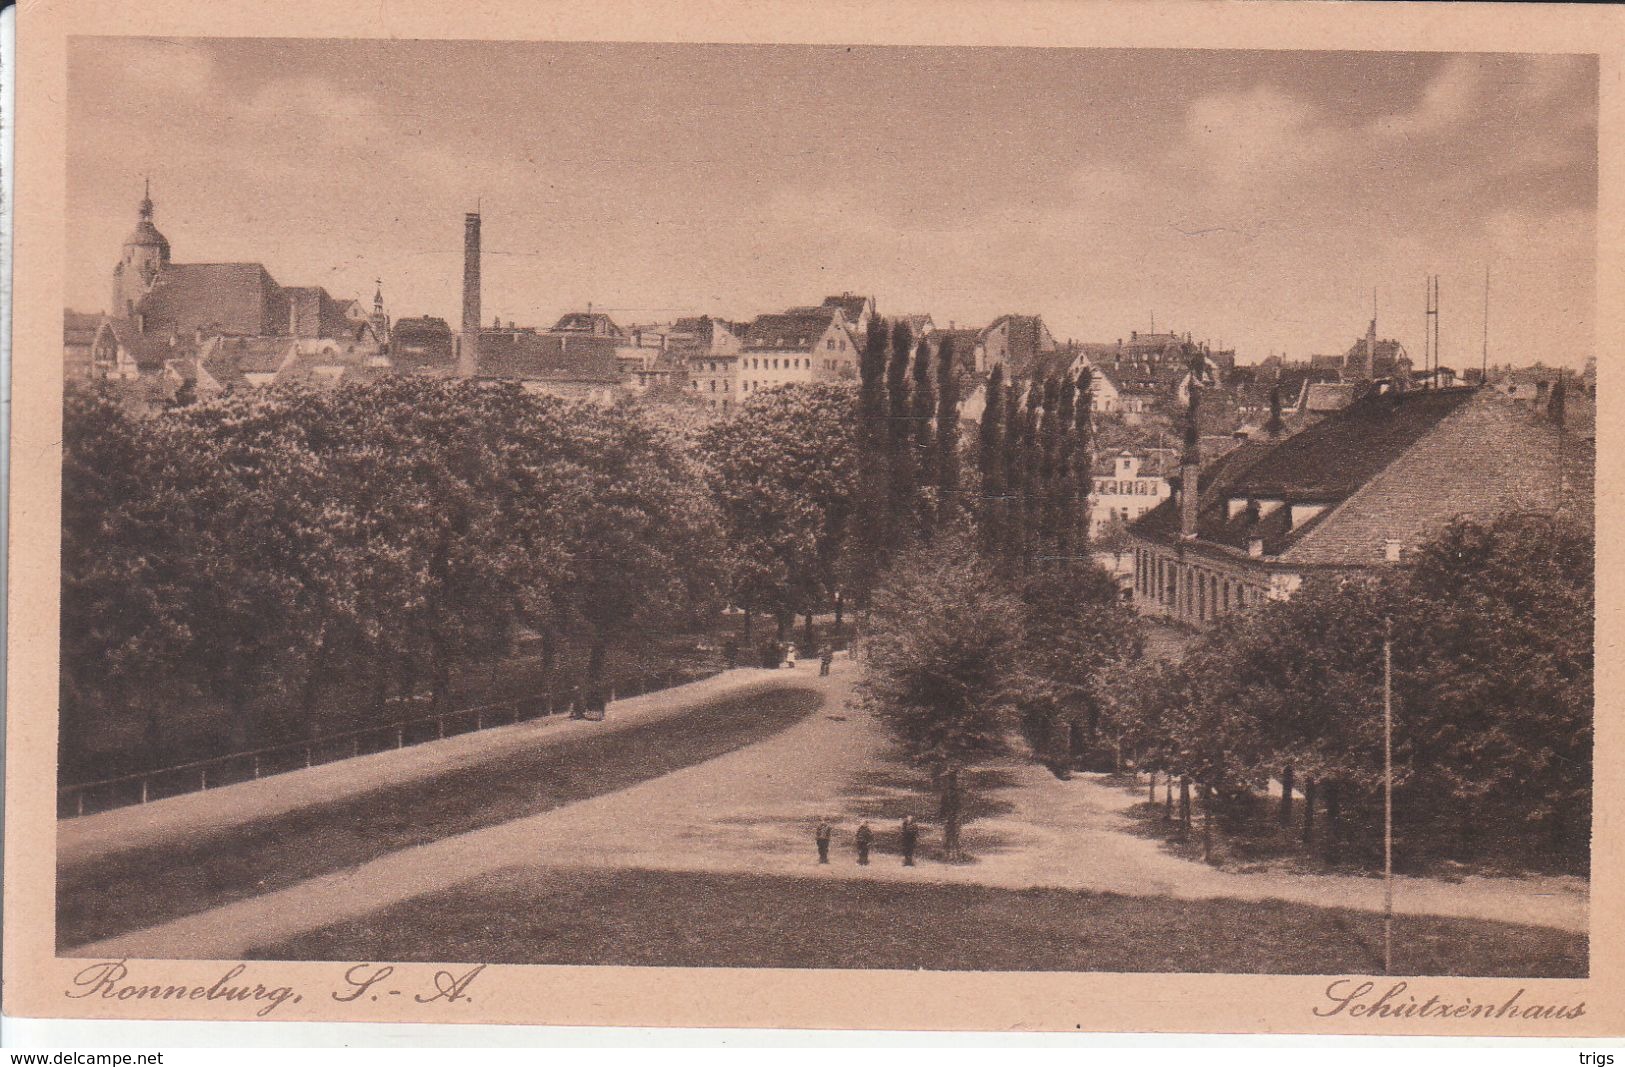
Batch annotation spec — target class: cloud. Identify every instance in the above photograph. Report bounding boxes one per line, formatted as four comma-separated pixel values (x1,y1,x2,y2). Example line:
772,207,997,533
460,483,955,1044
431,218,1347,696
1183,85,1345,185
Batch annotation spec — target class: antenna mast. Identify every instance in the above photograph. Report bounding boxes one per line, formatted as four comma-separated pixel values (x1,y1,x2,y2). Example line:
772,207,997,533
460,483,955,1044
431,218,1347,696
1481,265,1490,385
1423,276,1436,389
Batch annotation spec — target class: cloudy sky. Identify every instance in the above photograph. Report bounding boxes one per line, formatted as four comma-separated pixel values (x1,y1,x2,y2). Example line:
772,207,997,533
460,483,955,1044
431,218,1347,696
68,38,1597,366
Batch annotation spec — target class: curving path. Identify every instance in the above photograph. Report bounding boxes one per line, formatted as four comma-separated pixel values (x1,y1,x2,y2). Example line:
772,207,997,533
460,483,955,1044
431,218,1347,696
59,670,823,952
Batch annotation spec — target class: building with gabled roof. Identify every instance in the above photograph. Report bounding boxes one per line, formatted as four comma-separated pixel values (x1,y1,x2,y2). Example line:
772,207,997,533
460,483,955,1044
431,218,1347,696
472,327,623,403
819,293,875,337
1126,386,1593,627
64,311,103,380
552,311,626,337
96,186,392,397
736,305,858,397
979,314,1057,378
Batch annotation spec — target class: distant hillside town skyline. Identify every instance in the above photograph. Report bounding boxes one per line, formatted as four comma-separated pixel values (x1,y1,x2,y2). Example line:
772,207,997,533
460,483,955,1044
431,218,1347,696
67,39,1598,368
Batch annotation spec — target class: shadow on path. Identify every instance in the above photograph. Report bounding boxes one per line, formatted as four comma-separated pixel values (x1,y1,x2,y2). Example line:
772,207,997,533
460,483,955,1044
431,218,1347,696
58,687,822,950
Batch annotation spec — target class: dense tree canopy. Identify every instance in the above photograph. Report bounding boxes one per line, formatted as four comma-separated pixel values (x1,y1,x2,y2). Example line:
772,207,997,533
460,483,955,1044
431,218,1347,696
696,382,859,640
1106,512,1593,862
62,378,722,769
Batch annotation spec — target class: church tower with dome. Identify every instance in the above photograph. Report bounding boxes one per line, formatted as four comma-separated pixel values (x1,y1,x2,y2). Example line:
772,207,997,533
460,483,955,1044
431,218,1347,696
110,180,171,317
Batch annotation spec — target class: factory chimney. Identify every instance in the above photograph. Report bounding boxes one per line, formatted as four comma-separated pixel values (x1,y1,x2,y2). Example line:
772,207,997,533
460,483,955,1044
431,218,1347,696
463,211,482,333
458,211,482,376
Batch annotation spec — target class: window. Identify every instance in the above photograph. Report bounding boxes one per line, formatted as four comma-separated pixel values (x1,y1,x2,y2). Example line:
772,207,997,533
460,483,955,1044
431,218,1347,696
708,380,716,392
827,338,835,350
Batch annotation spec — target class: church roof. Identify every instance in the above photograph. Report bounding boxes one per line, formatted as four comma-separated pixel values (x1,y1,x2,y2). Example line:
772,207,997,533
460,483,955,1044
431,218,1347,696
123,218,170,252
137,263,288,337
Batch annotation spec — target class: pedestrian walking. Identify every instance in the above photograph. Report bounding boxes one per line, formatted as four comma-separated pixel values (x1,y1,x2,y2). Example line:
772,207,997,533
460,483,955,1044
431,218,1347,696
819,644,834,677
784,645,798,670
815,820,832,864
900,815,919,866
568,683,584,720
855,821,873,865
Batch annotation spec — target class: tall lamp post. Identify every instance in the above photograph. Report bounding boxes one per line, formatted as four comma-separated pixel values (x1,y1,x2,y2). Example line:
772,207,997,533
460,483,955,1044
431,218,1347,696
1383,614,1395,975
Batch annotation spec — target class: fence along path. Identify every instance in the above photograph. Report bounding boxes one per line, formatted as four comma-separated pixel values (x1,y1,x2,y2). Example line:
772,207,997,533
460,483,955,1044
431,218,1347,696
57,668,788,870
57,663,731,820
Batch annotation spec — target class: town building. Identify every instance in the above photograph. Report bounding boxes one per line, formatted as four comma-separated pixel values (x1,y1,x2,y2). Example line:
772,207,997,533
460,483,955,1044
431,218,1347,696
1127,385,1593,628
64,311,101,380
736,305,860,397
90,185,389,393
389,316,456,372
469,325,623,403
978,314,1058,377
1090,451,1172,539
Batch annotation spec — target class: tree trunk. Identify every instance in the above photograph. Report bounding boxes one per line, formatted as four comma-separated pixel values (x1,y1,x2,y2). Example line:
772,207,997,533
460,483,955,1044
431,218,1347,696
1179,777,1192,833
1303,777,1318,849
1148,770,1157,805
775,613,789,642
587,635,609,705
1201,784,1214,862
398,652,419,708
299,634,335,740
941,768,963,860
1279,765,1295,826
804,610,816,653
368,662,390,720
540,627,557,691
1165,775,1174,822
742,598,755,645
1458,800,1476,859
142,699,165,770
1325,778,1342,864
428,633,452,712
834,591,843,631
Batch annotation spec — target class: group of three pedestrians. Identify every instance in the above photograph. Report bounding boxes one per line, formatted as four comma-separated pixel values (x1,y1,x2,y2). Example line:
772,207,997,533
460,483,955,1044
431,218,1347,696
815,816,921,867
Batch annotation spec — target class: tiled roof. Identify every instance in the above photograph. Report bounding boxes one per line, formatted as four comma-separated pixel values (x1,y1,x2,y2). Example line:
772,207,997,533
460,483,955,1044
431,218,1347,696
743,310,834,351
205,336,296,375
1303,382,1358,412
1094,359,1184,396
64,310,102,345
101,317,197,373
1024,345,1089,384
552,312,625,337
821,294,870,323
390,317,455,371
1128,387,1588,566
137,263,288,337
476,330,621,383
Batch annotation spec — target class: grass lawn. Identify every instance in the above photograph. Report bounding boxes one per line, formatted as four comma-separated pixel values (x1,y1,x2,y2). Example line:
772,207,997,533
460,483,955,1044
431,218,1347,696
252,866,1587,977
58,686,822,950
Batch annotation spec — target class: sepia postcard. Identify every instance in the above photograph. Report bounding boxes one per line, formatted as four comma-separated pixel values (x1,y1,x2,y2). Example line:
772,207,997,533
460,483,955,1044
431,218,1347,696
5,0,1624,1040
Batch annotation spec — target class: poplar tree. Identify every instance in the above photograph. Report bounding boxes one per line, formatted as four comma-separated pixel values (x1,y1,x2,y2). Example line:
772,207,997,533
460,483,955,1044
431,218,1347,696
910,337,937,528
1053,374,1078,563
887,321,916,541
1028,378,1055,568
1073,367,1096,551
977,364,1005,555
850,316,893,606
1004,380,1031,574
935,336,962,530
